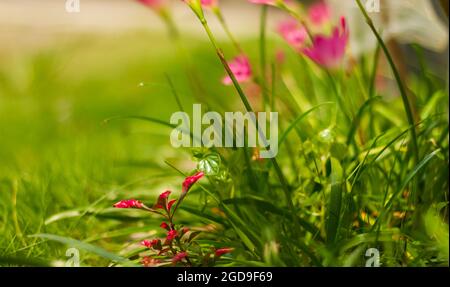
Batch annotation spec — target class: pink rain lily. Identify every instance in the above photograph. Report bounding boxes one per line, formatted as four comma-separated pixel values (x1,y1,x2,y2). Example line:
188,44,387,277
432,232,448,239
136,0,166,10
308,1,331,26
113,199,143,209
182,171,205,192
201,0,217,8
248,0,292,6
302,17,349,69
222,55,253,85
248,0,277,5
277,19,308,51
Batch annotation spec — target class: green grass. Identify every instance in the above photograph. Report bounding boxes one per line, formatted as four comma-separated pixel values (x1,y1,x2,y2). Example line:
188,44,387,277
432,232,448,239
0,24,448,267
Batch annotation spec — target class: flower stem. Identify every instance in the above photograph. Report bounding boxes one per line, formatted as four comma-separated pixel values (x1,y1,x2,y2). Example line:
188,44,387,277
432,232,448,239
355,0,419,165
259,5,269,111
199,18,295,214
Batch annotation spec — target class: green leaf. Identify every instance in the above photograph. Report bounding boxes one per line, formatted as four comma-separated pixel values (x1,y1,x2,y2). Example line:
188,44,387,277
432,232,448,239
29,233,138,266
326,158,344,245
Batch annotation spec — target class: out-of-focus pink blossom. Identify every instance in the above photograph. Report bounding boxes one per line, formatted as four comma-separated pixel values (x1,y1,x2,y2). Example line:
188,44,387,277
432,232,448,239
308,2,331,26
222,56,253,85
136,0,165,10
182,171,205,193
248,0,292,6
277,19,308,51
113,199,143,209
248,0,277,5
302,17,349,69
201,0,217,7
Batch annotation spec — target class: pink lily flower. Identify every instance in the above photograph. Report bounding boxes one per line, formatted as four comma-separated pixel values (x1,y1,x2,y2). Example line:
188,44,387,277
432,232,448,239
308,1,331,26
302,17,349,69
136,0,166,10
277,19,308,51
222,55,253,85
201,0,218,8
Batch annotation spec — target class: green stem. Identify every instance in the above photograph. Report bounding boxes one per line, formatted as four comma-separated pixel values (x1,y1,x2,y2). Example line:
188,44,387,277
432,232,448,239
199,18,295,214
259,5,269,111
355,0,419,166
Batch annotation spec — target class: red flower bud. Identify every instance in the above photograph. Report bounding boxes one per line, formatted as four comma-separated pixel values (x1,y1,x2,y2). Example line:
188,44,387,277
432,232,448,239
167,199,177,211
182,171,204,193
113,199,143,209
155,190,171,209
172,252,188,264
141,239,153,248
160,222,170,230
166,229,178,241
215,247,234,257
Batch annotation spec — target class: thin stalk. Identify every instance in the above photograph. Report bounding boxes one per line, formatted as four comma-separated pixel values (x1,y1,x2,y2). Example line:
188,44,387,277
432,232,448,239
198,17,295,214
259,5,269,111
355,0,419,166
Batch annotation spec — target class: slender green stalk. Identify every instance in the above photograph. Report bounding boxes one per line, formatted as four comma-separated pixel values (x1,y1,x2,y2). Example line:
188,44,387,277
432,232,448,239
355,0,419,166
196,15,295,214
259,5,269,111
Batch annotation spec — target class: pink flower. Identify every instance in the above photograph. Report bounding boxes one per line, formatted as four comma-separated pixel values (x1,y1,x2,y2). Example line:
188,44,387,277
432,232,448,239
166,230,178,241
302,17,349,69
248,0,291,6
222,56,252,86
277,19,307,51
113,199,143,209
308,1,331,26
136,0,165,10
201,0,217,7
215,247,234,257
248,0,276,5
182,171,205,193
155,190,171,209
172,252,188,264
